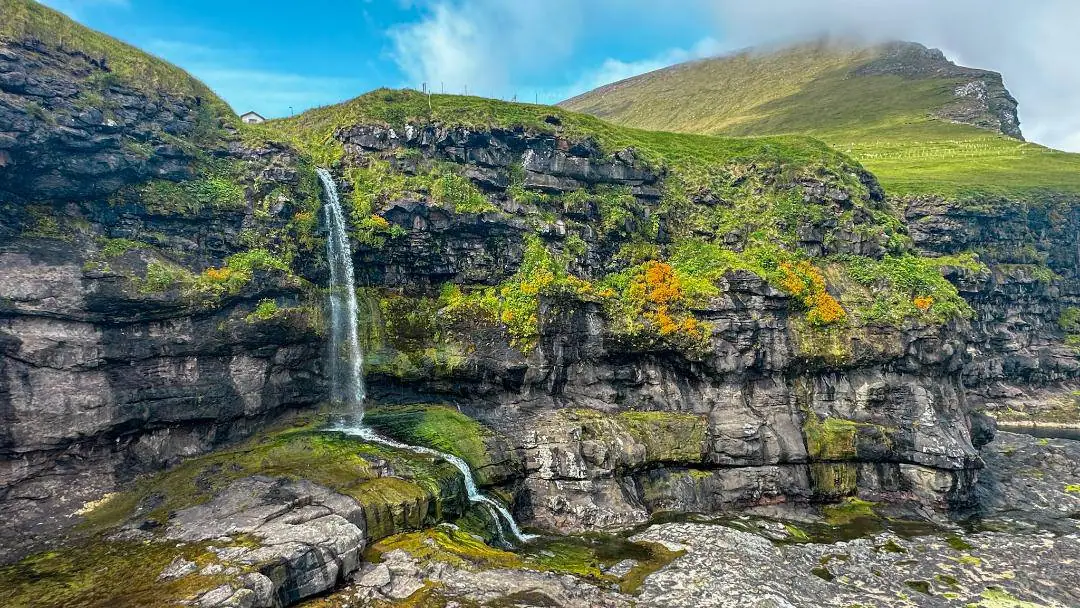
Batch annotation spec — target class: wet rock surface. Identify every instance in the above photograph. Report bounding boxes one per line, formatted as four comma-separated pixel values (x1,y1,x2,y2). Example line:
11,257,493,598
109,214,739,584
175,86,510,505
304,432,1080,608
0,39,325,562
156,477,370,608
630,521,1079,608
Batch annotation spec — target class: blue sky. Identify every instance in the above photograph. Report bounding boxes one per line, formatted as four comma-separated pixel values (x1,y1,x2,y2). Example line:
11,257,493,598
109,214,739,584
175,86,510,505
43,0,722,117
40,0,1080,152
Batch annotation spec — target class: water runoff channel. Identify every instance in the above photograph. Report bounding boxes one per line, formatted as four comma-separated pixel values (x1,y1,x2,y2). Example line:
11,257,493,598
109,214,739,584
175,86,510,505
316,168,534,545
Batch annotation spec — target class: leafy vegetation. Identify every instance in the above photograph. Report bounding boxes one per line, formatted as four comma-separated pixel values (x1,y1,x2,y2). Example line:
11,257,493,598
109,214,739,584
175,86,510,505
561,41,1080,200
128,171,246,216
245,298,281,323
136,248,296,305
98,237,149,258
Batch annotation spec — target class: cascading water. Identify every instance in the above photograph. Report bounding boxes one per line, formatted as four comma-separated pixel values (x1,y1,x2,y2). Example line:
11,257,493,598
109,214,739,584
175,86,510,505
316,168,533,544
348,427,534,543
317,168,366,419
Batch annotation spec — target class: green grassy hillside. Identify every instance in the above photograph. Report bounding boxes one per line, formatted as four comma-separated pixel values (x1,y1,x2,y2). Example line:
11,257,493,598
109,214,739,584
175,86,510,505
268,88,856,180
0,0,231,114
562,41,1080,199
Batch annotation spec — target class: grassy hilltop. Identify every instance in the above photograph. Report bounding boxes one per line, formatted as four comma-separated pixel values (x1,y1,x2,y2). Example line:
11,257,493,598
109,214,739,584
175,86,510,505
0,0,232,116
562,40,1080,199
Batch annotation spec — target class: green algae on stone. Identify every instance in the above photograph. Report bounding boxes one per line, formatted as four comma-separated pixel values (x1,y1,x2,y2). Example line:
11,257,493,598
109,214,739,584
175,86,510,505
804,416,859,460
822,497,878,525
946,536,976,551
368,527,681,596
616,411,708,463
0,539,230,608
810,462,859,498
979,587,1049,608
364,404,510,484
570,408,709,466
79,417,464,536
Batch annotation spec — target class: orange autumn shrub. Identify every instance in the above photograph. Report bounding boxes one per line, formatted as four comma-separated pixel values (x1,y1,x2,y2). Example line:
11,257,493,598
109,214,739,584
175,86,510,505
779,260,846,326
203,267,233,282
629,261,683,307
913,296,934,312
807,291,847,325
624,261,709,343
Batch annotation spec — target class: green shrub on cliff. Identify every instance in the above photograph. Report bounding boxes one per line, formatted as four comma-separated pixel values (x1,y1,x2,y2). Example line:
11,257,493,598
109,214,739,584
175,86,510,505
843,254,973,323
130,174,245,216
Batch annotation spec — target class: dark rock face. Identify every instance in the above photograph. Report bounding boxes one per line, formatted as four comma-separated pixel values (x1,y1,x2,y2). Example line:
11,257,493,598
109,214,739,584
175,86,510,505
905,195,1080,414
0,41,209,201
0,41,324,562
333,125,985,533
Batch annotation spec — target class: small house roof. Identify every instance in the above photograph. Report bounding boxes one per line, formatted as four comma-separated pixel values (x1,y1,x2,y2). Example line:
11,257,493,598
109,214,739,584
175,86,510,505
241,111,266,119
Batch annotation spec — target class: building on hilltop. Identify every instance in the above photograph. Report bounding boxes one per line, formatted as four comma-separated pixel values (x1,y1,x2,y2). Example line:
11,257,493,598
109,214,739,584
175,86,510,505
241,111,266,124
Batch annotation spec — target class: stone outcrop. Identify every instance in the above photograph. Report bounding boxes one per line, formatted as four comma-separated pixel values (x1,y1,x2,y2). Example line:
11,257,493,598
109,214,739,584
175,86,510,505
905,195,1080,415
853,41,1023,139
0,39,325,562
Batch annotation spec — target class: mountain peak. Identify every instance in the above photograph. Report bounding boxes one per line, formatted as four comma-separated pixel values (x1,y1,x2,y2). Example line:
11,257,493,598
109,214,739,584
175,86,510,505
562,39,1022,141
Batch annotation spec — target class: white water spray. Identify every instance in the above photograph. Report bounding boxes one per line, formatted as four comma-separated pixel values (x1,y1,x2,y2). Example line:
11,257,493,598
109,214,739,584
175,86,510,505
317,168,366,418
316,168,533,544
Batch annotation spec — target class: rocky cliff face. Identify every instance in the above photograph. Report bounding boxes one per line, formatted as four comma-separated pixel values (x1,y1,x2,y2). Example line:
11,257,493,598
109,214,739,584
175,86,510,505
906,195,1080,418
0,25,1068,574
0,39,325,560
327,120,984,533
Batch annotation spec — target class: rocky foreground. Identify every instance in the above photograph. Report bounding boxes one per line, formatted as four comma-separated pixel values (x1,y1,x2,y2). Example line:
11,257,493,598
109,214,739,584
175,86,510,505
282,430,1080,608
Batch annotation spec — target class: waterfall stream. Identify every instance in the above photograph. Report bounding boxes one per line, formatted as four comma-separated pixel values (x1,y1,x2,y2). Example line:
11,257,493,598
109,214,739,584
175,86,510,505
318,167,366,418
316,168,533,544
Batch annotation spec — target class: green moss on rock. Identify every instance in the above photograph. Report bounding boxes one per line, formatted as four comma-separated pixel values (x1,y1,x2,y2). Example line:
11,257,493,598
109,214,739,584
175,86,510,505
616,411,708,463
80,417,462,535
810,462,859,498
804,416,860,461
0,539,229,608
364,404,509,485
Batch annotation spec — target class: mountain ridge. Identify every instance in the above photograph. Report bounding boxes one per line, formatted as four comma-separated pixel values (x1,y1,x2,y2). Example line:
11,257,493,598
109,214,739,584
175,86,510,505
561,39,1021,140
562,39,1080,199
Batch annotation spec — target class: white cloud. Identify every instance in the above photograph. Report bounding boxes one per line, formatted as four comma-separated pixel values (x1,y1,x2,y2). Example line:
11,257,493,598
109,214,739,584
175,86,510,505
389,0,582,98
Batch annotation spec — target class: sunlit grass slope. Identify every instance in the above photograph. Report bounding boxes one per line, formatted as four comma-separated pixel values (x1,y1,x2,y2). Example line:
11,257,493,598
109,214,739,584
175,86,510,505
562,41,1080,199
0,0,231,115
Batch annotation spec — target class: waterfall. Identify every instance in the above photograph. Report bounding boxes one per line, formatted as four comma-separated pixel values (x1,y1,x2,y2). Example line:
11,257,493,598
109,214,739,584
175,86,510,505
317,168,366,419
344,427,535,543
316,168,533,544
